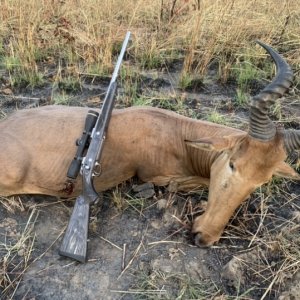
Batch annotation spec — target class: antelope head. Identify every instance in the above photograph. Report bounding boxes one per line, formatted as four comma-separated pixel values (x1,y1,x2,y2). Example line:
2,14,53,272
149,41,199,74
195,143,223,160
188,42,300,246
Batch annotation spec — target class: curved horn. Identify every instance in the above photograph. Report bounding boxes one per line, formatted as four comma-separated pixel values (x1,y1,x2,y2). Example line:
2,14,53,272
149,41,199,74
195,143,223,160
284,130,300,153
248,41,293,141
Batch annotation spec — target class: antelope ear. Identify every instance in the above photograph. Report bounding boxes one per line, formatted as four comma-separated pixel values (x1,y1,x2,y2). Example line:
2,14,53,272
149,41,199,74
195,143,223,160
185,133,246,152
274,161,300,180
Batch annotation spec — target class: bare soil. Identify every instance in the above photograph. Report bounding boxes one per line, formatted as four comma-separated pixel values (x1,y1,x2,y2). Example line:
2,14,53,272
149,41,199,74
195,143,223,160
0,61,299,300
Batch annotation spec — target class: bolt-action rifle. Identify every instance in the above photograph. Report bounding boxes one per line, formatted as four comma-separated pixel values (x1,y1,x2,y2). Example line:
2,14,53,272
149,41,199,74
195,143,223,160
59,32,131,262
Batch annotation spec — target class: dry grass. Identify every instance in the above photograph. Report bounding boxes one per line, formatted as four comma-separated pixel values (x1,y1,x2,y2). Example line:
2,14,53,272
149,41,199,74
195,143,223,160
0,208,38,298
119,269,221,300
0,196,25,213
215,178,300,298
0,0,299,86
107,180,299,299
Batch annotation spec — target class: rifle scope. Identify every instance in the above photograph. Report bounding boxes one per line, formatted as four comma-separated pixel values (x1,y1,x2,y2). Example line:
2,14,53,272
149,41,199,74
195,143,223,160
67,110,99,179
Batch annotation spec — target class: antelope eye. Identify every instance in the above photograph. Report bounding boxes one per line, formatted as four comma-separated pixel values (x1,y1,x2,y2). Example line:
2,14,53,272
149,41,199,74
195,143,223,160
229,161,235,171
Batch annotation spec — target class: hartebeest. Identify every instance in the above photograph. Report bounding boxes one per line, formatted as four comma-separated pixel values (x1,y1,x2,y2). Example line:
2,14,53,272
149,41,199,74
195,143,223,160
0,42,299,246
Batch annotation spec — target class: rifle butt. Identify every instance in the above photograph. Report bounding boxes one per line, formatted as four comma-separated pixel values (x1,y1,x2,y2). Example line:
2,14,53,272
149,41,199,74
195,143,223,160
59,195,90,262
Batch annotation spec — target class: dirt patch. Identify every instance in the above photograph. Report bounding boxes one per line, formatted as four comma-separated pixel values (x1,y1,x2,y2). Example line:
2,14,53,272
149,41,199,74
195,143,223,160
1,191,213,299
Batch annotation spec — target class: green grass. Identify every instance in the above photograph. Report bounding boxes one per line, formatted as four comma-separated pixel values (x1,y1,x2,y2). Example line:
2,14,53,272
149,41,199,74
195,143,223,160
138,51,165,70
51,93,72,105
58,76,81,93
271,102,283,120
1,56,21,72
124,194,145,214
1,55,45,88
205,109,228,125
235,88,249,106
178,72,193,90
9,70,44,89
233,61,261,91
231,51,273,107
131,96,154,106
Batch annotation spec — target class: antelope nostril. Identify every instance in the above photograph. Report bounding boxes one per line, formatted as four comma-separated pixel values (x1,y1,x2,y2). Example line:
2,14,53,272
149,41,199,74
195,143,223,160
193,232,207,248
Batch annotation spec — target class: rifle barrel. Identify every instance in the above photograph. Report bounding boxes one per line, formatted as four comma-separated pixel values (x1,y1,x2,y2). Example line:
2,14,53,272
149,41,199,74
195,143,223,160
106,31,131,98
